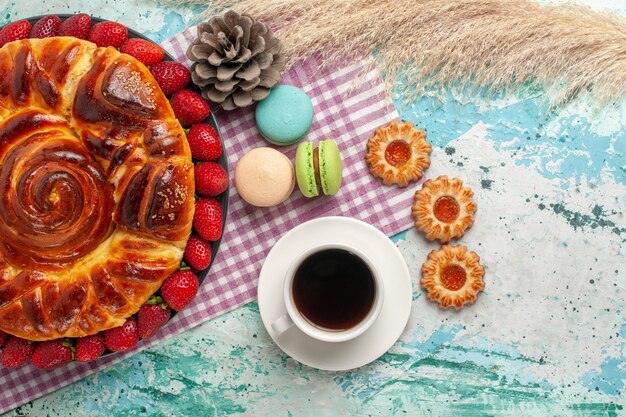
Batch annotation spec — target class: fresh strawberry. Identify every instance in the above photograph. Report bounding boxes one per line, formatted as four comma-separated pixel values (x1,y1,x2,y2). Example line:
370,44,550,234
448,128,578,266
186,124,222,161
183,235,212,270
104,318,138,352
31,339,73,369
193,198,223,241
75,333,106,362
1,337,34,368
0,330,8,348
171,89,210,127
120,38,164,66
0,20,32,47
195,162,228,197
150,61,190,96
137,297,171,339
88,21,128,48
58,13,91,39
160,271,199,312
30,15,61,38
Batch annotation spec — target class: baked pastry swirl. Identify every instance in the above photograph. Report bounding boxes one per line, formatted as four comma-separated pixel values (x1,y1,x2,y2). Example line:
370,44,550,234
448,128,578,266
366,120,431,187
411,175,477,243
0,38,194,341
421,244,485,309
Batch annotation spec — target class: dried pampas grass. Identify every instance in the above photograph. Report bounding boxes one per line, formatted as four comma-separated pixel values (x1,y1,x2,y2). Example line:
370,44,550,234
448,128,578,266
167,0,626,106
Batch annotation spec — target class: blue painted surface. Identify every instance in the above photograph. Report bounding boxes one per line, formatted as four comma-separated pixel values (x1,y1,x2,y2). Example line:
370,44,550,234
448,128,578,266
397,90,625,187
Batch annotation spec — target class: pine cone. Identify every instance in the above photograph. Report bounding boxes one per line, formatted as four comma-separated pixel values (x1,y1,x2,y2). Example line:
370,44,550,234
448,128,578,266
187,11,286,111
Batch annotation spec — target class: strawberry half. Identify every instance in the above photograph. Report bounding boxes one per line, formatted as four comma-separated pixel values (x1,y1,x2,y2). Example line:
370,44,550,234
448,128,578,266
120,38,164,66
170,89,210,126
58,13,92,39
186,124,222,161
31,339,73,369
104,318,139,352
0,20,32,47
138,297,171,339
88,21,128,48
193,198,223,242
1,337,35,368
75,333,106,363
160,271,199,312
30,15,61,38
183,235,212,271
195,161,229,197
150,61,190,96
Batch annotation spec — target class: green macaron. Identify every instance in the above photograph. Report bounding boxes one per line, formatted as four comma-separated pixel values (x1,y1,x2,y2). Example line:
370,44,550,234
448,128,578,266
295,139,343,198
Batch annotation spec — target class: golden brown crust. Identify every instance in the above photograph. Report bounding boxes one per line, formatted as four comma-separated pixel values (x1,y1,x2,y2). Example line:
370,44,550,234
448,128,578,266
411,175,477,243
421,244,485,310
0,38,194,341
366,120,432,187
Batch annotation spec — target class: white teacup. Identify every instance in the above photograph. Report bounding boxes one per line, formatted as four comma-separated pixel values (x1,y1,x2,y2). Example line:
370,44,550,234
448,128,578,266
271,243,384,343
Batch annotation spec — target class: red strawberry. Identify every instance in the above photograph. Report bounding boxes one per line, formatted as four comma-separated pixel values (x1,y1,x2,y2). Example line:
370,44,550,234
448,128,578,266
75,333,106,363
137,297,171,339
183,235,212,270
30,15,61,38
193,198,223,241
58,13,91,39
120,38,164,66
88,21,128,48
0,20,32,47
31,339,73,369
160,271,199,312
186,124,222,161
195,162,228,197
150,61,190,96
0,330,8,348
171,89,210,127
104,318,138,352
1,337,34,368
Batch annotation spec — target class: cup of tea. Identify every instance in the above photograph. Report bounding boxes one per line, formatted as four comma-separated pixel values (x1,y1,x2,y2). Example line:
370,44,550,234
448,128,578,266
271,243,384,343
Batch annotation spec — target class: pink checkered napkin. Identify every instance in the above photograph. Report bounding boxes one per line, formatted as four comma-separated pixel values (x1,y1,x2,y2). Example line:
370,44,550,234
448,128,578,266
0,26,421,413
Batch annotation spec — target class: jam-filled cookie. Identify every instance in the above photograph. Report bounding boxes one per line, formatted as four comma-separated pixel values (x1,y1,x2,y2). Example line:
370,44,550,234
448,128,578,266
421,244,485,310
411,175,476,243
366,120,431,187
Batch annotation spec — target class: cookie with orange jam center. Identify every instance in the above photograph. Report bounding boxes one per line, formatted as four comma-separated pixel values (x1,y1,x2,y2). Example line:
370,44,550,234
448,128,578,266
411,175,477,243
421,244,485,310
366,120,431,187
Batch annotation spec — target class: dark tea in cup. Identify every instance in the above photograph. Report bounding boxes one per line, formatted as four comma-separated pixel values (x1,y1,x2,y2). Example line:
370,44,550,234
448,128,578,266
292,248,376,331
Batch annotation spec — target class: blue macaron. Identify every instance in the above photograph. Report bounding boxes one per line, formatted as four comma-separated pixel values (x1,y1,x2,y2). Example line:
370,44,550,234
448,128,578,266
255,85,314,146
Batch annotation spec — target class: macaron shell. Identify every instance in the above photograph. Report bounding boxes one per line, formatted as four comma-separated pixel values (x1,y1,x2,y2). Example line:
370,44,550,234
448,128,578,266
319,139,343,195
255,85,314,146
235,147,295,207
295,141,319,197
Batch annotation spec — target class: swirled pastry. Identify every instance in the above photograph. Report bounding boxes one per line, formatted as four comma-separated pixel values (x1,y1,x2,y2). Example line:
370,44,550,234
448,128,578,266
366,120,431,187
411,176,476,243
0,38,194,341
421,244,485,310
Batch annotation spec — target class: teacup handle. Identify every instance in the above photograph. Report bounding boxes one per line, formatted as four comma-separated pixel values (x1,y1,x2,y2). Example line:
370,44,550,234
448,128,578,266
271,314,294,336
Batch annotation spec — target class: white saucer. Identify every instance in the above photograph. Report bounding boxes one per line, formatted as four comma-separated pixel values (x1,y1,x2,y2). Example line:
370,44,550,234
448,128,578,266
257,216,413,371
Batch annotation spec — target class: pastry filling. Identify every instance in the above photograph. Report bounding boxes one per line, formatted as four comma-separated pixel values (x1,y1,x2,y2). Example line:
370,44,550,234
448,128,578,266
384,140,411,167
440,264,467,291
433,196,460,223
313,146,322,192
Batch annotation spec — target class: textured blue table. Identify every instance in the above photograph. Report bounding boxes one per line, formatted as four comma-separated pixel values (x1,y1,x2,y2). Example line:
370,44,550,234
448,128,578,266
1,1,625,416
